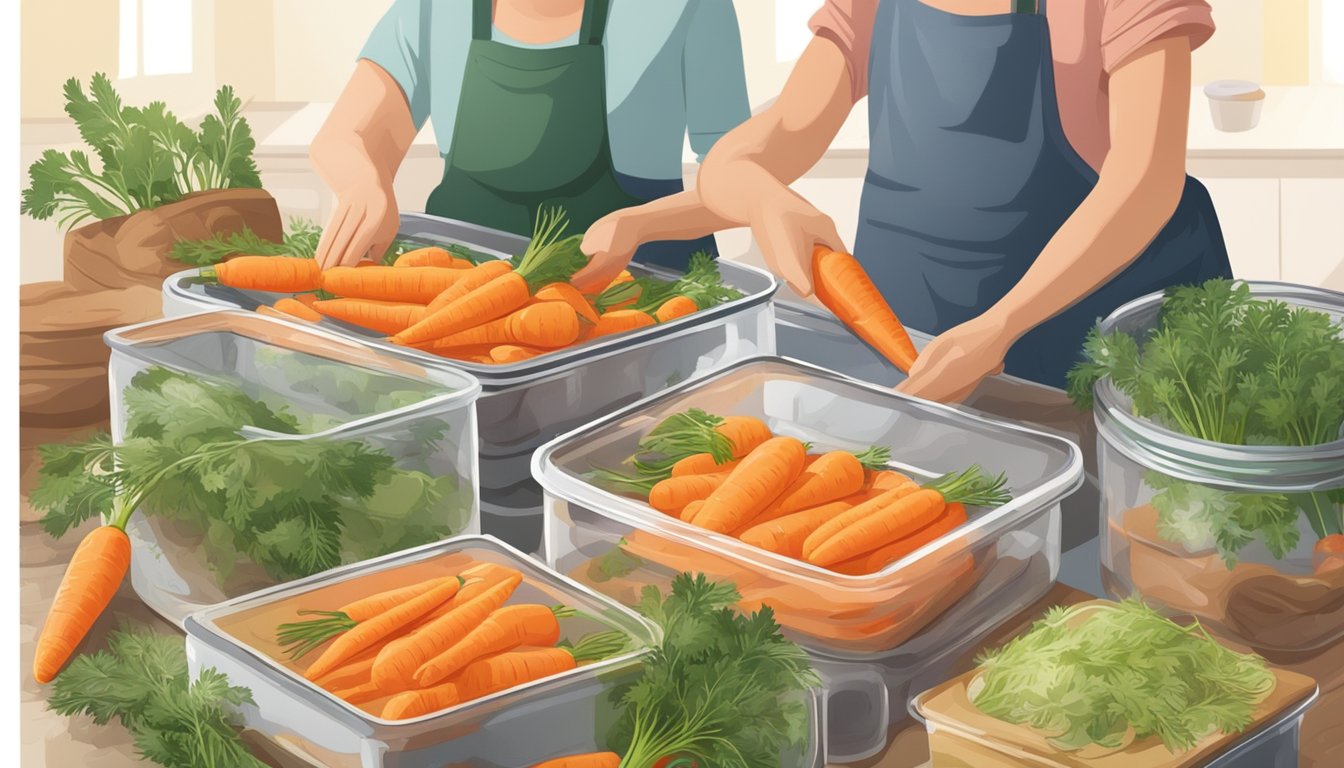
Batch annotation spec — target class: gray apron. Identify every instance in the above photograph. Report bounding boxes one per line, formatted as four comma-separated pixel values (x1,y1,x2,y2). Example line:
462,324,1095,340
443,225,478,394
853,0,1233,389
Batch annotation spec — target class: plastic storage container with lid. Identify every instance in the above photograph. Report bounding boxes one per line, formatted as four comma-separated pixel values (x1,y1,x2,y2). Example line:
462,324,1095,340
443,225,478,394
163,212,778,556
535,357,1083,762
105,309,482,626
183,534,824,768
909,600,1320,768
1094,282,1344,654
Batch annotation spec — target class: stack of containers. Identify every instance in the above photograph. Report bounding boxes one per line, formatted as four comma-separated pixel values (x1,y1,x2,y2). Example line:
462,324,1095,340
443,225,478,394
534,357,1083,762
183,535,825,768
104,310,482,626
162,212,779,555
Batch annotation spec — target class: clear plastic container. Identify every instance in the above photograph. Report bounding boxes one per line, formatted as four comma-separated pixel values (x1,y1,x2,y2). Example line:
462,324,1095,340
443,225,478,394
105,310,482,626
910,624,1319,768
163,212,778,556
535,357,1082,762
1094,282,1344,654
183,535,823,768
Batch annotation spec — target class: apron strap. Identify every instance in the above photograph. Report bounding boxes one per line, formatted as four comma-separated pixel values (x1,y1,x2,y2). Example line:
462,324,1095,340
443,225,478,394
580,0,612,46
471,0,492,41
1012,0,1039,13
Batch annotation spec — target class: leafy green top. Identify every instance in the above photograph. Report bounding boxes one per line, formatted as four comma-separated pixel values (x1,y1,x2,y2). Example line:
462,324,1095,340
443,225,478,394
972,599,1276,753
511,207,590,289
22,74,262,229
606,574,819,768
595,252,745,313
47,626,265,768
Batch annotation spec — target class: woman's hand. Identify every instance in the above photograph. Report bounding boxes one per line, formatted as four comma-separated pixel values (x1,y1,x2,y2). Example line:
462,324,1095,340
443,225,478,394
896,314,1009,404
313,169,401,270
746,187,845,297
572,208,643,293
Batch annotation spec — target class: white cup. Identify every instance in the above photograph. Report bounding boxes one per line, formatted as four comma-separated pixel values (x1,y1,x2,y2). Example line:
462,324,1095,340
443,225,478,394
1204,80,1265,132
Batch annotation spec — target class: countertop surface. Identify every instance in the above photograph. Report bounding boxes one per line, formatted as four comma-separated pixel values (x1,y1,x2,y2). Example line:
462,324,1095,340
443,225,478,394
252,85,1344,162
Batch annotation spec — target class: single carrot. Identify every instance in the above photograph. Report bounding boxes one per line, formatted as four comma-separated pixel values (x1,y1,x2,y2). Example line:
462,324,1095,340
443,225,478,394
33,525,131,684
395,247,473,269
427,302,580,350
304,577,463,681
655,295,698,322
315,655,377,692
735,447,890,532
1314,534,1344,575
381,681,461,720
452,630,629,702
272,297,322,322
679,499,705,521
716,416,773,458
320,266,460,304
737,491,882,558
829,503,968,576
805,467,1008,567
293,293,320,308
426,260,515,313
800,483,918,561
587,309,655,339
371,573,523,690
870,469,913,491
535,282,600,324
648,471,732,513
331,680,386,706
812,246,919,373
276,576,459,660
491,344,546,363
670,453,740,477
530,753,621,768
313,298,427,334
690,437,807,533
414,604,575,686
202,256,321,292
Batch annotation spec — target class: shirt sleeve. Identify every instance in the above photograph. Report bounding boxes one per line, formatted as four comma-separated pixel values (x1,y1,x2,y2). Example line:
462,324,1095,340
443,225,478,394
809,0,879,103
358,0,433,128
1101,0,1215,73
683,0,753,161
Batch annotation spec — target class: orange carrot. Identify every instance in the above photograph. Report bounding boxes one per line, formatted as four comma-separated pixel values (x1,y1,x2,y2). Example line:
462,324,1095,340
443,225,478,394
812,246,919,373
321,266,460,304
424,564,521,619
33,525,130,684
381,681,461,720
829,503,968,575
679,499,705,521
331,680,386,706
294,293,319,308
204,256,321,292
800,483,917,562
690,437,807,533
313,298,427,334
606,271,634,289
315,655,377,692
717,416,772,458
536,283,600,324
670,453,740,477
427,302,580,350
304,577,463,681
272,297,322,322
737,491,882,558
453,648,577,701
426,260,515,313
736,449,886,531
414,604,571,686
491,345,546,363
395,247,473,270
870,470,913,491
393,271,532,345
278,576,460,660
371,573,523,690
530,753,620,768
648,471,732,513
587,309,655,339
655,295,698,322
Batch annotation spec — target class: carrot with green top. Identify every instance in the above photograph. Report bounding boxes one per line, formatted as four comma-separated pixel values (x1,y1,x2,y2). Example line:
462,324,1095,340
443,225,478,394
202,256,322,292
737,491,882,558
648,471,733,514
536,282,601,324
670,453,740,477
805,467,1009,566
735,447,890,532
414,603,577,686
691,436,807,533
655,295,698,322
425,260,515,313
812,246,919,373
277,576,460,660
312,299,427,334
586,309,655,339
829,503,968,575
530,754,620,768
452,631,630,701
427,301,580,350
393,208,588,345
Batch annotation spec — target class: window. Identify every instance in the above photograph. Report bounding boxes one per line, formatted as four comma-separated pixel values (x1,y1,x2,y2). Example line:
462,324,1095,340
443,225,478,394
119,0,194,78
775,0,815,62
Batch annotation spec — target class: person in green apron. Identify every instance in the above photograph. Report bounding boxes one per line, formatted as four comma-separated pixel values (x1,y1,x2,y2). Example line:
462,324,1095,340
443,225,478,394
310,0,749,273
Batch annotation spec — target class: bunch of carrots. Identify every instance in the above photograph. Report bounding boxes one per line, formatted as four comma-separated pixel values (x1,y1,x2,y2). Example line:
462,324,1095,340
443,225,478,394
274,561,630,720
594,409,1011,576
202,207,743,366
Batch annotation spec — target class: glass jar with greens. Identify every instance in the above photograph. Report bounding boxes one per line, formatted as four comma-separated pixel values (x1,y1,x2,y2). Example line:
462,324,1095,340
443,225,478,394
1070,280,1344,653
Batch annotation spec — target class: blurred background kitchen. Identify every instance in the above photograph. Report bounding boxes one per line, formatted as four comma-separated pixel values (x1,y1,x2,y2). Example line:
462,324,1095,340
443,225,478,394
19,0,1344,291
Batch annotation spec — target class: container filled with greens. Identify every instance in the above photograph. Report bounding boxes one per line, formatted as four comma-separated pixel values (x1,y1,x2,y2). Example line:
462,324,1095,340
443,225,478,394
910,599,1318,767
1070,280,1344,653
32,310,482,627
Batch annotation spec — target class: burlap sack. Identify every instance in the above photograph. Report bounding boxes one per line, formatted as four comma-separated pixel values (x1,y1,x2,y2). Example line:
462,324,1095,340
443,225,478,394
63,188,283,291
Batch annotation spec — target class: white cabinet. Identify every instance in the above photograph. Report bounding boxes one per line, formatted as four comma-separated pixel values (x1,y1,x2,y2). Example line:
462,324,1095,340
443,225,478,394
1280,178,1344,290
1200,178,1282,281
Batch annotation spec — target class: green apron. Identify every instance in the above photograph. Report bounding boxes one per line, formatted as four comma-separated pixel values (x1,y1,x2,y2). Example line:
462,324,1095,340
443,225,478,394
425,0,643,238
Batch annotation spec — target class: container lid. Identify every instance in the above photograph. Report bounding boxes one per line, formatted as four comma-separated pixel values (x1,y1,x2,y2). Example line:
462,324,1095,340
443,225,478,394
1203,80,1265,101
534,357,1084,587
106,309,482,435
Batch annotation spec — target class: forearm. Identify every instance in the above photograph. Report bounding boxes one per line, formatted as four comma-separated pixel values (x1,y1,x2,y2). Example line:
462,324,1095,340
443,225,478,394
617,189,737,241
311,61,415,187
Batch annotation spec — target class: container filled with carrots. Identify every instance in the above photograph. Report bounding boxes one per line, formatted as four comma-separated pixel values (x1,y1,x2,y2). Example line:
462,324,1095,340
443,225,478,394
161,210,777,555
98,310,482,627
535,357,1083,762
182,534,663,768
